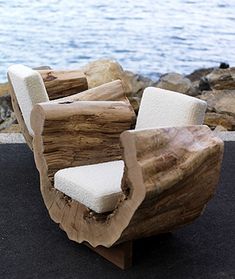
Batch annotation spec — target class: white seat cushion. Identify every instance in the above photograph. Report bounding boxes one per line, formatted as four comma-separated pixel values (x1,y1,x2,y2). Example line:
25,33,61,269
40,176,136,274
54,160,124,213
8,64,49,135
135,87,207,129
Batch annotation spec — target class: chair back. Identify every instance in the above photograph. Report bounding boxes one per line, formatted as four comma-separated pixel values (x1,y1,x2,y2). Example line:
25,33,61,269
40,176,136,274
8,64,49,135
135,87,207,129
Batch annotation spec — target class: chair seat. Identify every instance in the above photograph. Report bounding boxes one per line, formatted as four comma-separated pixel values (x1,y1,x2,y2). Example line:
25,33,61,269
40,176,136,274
54,160,124,213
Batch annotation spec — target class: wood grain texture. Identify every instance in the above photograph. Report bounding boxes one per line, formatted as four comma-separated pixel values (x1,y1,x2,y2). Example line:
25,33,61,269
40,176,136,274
31,99,136,248
32,100,135,180
8,66,124,150
38,69,88,100
8,66,224,267
7,68,88,149
7,74,33,150
51,80,127,103
31,89,224,249
119,126,224,242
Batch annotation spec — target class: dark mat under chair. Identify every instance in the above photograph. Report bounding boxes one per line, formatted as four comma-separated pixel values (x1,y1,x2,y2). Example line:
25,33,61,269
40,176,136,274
0,143,234,279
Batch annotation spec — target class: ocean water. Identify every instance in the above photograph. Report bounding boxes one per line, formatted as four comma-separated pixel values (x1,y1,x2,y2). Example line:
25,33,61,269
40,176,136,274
0,0,234,82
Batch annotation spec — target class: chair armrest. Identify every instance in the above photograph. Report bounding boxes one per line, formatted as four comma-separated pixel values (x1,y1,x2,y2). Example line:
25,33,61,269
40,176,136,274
121,125,223,195
118,125,224,240
50,80,127,103
31,100,135,180
38,69,88,100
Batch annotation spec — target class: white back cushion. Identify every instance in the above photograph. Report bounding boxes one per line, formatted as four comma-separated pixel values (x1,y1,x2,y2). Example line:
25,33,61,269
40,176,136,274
135,87,207,129
8,64,49,135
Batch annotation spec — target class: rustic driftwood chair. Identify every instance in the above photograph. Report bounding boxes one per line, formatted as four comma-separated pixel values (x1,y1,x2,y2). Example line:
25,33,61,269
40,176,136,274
7,65,224,269
7,64,88,149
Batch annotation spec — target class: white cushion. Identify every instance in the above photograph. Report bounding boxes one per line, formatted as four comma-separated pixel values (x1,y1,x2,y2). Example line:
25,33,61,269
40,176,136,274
54,160,124,213
135,87,207,129
8,64,49,135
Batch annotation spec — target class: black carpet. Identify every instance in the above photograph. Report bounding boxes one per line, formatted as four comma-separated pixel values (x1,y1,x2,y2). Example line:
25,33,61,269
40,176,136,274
0,143,234,279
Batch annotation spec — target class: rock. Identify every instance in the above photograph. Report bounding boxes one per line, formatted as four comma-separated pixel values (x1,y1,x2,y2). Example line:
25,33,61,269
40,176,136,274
199,90,235,116
48,59,155,112
123,70,154,98
219,62,229,69
199,77,211,91
81,59,154,102
0,94,16,131
188,81,201,96
156,72,193,95
0,123,21,133
186,67,214,82
81,59,132,95
213,125,228,132
0,82,9,97
0,113,16,131
0,94,13,121
0,114,16,131
185,82,202,97
204,112,235,130
186,64,232,96
205,67,235,90
128,96,141,113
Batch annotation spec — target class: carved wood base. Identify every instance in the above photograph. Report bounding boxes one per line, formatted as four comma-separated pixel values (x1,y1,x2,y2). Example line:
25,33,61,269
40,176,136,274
85,241,133,269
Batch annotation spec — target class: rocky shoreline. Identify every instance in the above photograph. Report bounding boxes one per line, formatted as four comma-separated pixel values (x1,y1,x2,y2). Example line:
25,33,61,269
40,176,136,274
0,59,234,133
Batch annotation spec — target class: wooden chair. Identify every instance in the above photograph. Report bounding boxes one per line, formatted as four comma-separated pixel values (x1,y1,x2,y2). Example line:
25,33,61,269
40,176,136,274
7,64,88,149
7,65,224,269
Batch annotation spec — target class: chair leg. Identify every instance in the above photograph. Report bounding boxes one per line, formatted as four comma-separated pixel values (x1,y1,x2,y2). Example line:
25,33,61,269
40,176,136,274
84,240,133,269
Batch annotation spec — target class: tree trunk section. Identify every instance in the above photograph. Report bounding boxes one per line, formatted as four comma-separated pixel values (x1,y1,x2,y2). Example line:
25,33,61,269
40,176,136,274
38,69,88,100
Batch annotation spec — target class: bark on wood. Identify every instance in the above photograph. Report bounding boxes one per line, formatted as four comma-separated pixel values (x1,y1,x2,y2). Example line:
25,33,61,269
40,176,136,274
119,126,224,242
8,65,224,266
8,70,125,150
32,100,135,180
38,69,88,100
31,99,136,248
31,91,224,249
52,80,127,103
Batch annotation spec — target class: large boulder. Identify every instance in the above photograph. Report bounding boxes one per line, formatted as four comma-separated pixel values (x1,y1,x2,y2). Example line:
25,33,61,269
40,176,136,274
186,64,232,95
186,67,214,82
199,90,235,116
204,112,235,131
156,72,193,95
81,59,154,98
203,68,235,90
187,68,215,96
82,59,132,95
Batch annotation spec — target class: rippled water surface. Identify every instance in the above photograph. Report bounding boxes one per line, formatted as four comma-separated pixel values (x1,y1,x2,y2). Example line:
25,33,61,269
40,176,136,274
0,0,234,81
